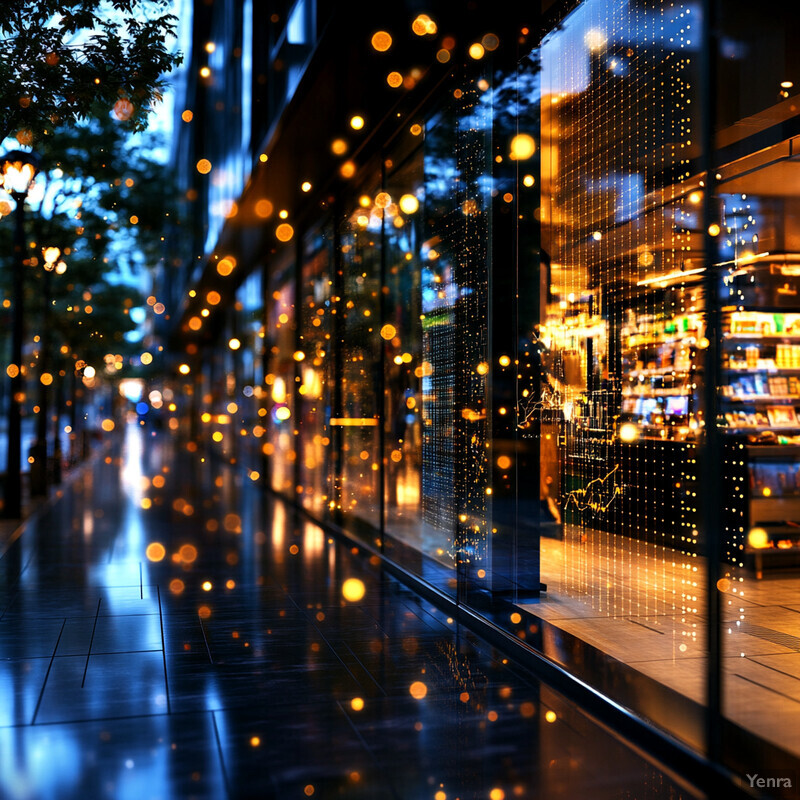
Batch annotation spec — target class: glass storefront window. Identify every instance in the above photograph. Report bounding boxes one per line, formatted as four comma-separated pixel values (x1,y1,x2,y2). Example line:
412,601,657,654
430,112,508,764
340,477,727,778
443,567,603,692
338,187,382,535
520,0,707,750
715,0,800,768
298,224,334,516
232,270,265,472
266,262,297,494
383,151,426,557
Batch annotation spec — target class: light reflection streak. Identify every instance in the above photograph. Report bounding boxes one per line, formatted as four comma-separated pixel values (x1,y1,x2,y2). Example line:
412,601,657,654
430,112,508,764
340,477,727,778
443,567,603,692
121,420,145,503
0,724,80,798
303,522,325,560
272,503,285,561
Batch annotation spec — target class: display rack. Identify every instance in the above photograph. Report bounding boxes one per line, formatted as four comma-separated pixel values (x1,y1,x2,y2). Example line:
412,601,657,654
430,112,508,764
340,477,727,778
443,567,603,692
720,258,800,574
620,309,704,441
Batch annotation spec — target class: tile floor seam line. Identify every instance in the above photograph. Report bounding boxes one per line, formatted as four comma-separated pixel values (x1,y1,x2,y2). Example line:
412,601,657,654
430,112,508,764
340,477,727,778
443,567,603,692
210,710,233,799
334,699,403,800
627,617,668,635
0,589,20,623
81,597,102,688
733,671,800,704
403,604,450,634
73,647,163,657
3,707,217,730
199,615,213,663
31,617,66,724
338,638,389,697
157,584,172,714
281,588,371,692
747,656,800,686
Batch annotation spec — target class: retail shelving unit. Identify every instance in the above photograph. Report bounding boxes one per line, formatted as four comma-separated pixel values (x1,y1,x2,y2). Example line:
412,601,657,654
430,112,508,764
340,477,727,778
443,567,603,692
720,256,800,575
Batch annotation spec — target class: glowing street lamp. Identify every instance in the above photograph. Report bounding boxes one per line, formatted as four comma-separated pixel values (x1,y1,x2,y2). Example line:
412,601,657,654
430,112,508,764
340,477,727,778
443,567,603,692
1,151,39,195
0,149,40,517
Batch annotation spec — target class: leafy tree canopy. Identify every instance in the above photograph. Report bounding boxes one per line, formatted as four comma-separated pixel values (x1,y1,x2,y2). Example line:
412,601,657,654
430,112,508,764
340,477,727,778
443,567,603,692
0,0,182,144
0,106,177,385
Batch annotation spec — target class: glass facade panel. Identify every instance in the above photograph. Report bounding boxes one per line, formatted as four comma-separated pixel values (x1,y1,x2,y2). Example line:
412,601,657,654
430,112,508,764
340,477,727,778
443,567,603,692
417,110,463,581
266,263,297,494
382,149,426,556
234,269,265,472
522,0,706,748
338,189,382,535
715,0,800,765
298,224,334,516
418,88,495,592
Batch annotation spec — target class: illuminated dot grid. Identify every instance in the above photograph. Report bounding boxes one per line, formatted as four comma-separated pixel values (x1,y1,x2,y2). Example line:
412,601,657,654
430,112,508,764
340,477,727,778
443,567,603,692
716,192,766,625
541,0,700,636
420,305,457,551
420,102,459,550
298,229,335,515
440,67,491,568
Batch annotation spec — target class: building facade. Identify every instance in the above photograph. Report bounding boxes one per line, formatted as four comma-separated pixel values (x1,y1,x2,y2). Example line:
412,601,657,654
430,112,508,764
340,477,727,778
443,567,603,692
161,0,800,792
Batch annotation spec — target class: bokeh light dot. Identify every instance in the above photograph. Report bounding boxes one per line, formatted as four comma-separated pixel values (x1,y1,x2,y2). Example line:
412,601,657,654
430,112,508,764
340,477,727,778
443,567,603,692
146,542,166,562
409,681,428,699
342,578,366,602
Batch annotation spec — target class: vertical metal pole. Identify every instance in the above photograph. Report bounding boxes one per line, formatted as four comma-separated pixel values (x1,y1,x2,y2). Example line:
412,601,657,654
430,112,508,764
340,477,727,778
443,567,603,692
700,0,722,762
52,361,63,485
69,365,78,464
32,268,51,496
331,205,344,520
378,158,387,553
293,230,303,499
5,194,25,518
189,370,199,442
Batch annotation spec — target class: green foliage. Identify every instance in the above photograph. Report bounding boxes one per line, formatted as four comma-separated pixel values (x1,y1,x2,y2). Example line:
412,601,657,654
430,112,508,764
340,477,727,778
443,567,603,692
0,109,177,381
0,0,182,144
50,279,144,368
36,109,176,274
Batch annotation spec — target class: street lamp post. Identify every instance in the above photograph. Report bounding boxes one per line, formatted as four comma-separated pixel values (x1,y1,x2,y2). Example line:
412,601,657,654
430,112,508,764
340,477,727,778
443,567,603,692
1,150,40,518
30,246,65,495
51,257,66,485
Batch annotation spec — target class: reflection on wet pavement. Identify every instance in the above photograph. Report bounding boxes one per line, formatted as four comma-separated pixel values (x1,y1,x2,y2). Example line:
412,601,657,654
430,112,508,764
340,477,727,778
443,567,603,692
0,424,700,799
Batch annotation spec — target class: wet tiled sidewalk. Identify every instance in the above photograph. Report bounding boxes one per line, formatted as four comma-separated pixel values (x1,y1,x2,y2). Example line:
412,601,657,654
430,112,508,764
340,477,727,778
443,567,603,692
0,424,700,799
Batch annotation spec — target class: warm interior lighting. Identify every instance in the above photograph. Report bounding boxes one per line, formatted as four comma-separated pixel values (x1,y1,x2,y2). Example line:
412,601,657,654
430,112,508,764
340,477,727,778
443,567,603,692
618,423,639,443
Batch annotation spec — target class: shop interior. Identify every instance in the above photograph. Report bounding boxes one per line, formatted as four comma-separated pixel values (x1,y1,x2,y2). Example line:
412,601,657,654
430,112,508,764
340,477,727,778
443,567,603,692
524,69,800,757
